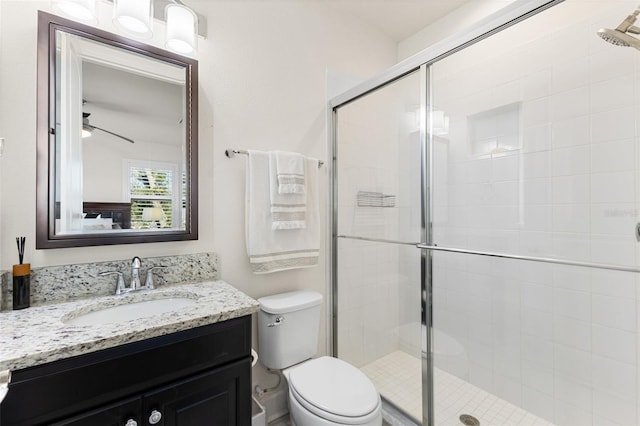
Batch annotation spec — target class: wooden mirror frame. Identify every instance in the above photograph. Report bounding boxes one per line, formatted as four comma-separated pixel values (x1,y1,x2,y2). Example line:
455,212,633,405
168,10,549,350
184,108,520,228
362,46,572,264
36,11,198,248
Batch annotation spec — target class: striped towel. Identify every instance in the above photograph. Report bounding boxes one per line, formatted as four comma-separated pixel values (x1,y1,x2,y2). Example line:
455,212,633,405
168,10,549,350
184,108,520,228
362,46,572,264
246,150,319,274
275,151,305,194
269,152,306,230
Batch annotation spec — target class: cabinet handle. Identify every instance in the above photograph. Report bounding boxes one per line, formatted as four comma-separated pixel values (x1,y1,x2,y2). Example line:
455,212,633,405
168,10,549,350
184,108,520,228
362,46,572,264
124,419,137,426
148,410,162,424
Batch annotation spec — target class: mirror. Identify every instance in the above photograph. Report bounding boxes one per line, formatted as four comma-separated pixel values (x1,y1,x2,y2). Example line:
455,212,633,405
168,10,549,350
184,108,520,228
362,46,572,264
36,11,198,248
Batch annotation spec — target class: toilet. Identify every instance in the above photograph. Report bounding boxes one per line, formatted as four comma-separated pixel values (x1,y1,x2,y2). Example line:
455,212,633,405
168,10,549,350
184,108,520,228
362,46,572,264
258,291,382,426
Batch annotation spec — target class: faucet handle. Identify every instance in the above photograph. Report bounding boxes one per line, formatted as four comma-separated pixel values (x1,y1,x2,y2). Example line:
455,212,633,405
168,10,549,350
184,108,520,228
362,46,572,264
99,271,126,295
144,266,167,289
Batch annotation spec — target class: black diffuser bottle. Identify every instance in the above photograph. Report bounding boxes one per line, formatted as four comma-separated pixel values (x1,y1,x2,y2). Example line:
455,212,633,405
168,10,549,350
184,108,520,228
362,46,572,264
13,236,29,310
12,264,30,310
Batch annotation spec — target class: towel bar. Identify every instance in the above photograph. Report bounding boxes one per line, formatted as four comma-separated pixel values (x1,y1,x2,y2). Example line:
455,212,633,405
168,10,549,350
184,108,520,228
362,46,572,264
225,149,324,167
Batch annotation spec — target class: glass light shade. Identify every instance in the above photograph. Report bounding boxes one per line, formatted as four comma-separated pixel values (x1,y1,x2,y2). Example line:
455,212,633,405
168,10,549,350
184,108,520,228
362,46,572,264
113,0,153,38
52,0,97,24
165,4,197,54
81,128,92,138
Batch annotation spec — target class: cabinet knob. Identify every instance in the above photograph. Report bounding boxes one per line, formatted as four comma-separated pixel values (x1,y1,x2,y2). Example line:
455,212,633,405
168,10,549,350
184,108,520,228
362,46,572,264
149,410,162,424
124,419,137,426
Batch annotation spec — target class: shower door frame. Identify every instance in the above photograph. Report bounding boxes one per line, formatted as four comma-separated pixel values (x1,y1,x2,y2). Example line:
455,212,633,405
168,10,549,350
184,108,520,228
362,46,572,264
328,1,566,424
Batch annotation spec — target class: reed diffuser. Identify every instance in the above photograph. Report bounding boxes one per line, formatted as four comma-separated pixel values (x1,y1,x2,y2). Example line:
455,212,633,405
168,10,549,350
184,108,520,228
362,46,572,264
13,236,30,310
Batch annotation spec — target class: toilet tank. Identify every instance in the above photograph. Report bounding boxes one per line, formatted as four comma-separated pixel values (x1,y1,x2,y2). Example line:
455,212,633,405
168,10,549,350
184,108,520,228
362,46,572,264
258,291,322,370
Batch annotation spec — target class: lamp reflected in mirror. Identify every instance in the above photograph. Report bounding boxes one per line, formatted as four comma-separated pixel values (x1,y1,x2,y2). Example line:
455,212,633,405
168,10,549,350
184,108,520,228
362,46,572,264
142,207,164,229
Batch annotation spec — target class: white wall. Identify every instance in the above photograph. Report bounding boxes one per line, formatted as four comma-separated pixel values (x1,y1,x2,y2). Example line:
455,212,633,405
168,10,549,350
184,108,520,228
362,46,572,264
397,0,517,61
0,0,397,387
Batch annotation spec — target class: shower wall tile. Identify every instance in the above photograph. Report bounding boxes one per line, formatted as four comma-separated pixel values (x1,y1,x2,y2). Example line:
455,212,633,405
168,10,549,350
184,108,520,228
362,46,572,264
551,115,590,148
591,138,635,173
591,171,635,203
523,123,552,153
592,294,637,332
592,324,636,365
554,398,593,426
590,106,636,143
554,375,592,411
491,154,519,182
589,74,636,114
522,151,552,179
522,335,554,371
549,86,589,121
554,316,591,352
551,174,590,204
551,57,589,93
553,288,591,321
552,204,590,233
522,68,552,101
552,232,591,261
591,269,636,298
592,389,637,426
590,235,636,266
551,145,590,176
522,386,555,421
591,354,637,401
521,282,553,312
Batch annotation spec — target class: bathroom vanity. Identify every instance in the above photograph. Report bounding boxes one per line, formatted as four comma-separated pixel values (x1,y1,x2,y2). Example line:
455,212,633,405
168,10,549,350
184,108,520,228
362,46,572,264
0,281,259,426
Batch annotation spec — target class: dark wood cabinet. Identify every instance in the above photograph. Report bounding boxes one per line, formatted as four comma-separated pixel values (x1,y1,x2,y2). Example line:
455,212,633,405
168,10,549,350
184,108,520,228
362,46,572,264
50,398,141,426
143,360,249,426
0,316,252,426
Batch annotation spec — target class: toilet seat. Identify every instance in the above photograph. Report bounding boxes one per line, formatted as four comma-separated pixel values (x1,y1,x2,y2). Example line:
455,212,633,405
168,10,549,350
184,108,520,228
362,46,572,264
287,356,381,424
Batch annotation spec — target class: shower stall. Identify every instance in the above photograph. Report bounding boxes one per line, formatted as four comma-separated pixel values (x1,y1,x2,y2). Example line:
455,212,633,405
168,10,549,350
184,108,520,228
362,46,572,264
330,0,640,425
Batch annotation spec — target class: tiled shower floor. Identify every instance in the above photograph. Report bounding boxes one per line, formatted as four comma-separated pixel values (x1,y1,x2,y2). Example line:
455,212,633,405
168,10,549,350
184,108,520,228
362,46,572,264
361,351,555,426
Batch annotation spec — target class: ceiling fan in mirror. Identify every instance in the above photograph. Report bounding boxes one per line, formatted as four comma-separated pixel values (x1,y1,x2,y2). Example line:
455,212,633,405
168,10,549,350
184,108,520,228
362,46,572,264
82,112,135,144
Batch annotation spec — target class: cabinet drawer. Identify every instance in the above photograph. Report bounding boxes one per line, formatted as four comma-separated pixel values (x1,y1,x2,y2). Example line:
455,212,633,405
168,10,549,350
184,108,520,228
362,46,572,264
0,316,251,425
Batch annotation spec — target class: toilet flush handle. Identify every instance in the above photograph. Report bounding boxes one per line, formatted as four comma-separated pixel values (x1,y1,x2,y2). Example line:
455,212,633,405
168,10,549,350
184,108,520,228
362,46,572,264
267,316,285,327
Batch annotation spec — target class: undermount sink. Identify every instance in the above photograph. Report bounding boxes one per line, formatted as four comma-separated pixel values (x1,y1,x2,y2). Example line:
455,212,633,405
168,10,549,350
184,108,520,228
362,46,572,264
63,297,197,326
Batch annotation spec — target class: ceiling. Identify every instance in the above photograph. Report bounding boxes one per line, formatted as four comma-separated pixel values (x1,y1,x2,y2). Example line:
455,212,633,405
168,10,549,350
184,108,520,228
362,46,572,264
314,0,472,42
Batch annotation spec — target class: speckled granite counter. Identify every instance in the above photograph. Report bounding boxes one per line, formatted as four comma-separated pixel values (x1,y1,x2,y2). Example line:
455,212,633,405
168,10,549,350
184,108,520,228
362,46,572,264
0,280,259,372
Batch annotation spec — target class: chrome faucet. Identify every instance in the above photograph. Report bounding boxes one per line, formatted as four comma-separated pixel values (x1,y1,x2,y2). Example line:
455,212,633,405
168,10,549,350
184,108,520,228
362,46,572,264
130,256,142,290
100,257,167,295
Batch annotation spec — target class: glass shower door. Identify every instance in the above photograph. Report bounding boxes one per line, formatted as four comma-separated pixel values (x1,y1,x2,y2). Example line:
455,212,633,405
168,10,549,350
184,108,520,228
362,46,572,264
333,69,427,423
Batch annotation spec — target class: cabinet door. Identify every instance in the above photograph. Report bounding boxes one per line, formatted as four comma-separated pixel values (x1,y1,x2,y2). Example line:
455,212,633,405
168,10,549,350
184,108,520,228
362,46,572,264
49,397,140,426
142,359,251,426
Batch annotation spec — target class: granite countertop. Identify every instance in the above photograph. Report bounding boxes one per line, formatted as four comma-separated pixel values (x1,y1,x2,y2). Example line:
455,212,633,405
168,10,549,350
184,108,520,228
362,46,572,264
0,280,259,372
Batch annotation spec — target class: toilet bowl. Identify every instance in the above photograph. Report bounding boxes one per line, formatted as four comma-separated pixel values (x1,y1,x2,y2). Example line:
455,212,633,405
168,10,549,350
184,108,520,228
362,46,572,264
258,291,382,426
285,357,382,426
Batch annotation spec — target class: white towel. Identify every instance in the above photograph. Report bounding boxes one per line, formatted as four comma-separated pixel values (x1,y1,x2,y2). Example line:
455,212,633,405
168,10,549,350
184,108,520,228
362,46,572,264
246,150,319,274
269,152,306,230
275,151,305,194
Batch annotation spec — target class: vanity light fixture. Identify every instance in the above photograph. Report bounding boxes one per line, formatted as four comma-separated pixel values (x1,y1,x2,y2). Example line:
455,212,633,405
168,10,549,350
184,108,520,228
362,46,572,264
113,0,153,38
165,1,198,54
52,0,97,24
52,0,199,55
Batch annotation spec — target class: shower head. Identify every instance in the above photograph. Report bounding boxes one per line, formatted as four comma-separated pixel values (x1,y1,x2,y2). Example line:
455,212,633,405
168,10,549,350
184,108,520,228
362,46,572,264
597,27,640,49
597,8,640,50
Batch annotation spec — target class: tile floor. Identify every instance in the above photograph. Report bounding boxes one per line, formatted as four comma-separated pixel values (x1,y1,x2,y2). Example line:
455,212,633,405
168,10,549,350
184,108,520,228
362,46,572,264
361,351,555,426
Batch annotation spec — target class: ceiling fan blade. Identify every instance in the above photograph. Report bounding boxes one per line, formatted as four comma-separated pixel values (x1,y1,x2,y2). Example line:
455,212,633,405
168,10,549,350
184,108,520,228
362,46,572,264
91,125,135,144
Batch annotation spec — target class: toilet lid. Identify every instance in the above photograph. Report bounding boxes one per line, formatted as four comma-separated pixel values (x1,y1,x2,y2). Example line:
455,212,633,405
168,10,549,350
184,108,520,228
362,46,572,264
288,356,380,420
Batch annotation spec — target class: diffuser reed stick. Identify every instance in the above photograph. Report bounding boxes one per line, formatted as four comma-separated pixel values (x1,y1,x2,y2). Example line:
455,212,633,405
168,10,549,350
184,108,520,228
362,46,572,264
16,236,25,264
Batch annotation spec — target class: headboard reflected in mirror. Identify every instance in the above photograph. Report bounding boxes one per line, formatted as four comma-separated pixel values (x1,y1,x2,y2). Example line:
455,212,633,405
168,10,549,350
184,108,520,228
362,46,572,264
36,11,198,248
